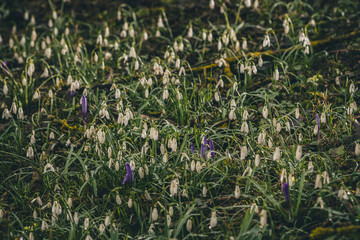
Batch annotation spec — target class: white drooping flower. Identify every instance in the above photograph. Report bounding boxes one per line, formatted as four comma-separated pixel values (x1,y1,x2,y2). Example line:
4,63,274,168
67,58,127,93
255,154,260,167
273,68,279,81
244,0,251,8
262,106,268,119
240,121,249,133
149,127,159,141
259,210,267,227
295,145,302,161
355,143,360,156
170,179,178,196
262,34,270,48
97,129,106,144
240,146,248,160
27,61,35,77
315,197,325,209
186,219,192,232
27,146,34,158
128,198,133,208
44,163,55,173
273,147,280,161
187,25,193,38
152,207,158,221
320,112,326,123
116,195,122,205
315,174,322,189
209,211,217,228
338,187,349,200
209,0,215,9
234,186,240,199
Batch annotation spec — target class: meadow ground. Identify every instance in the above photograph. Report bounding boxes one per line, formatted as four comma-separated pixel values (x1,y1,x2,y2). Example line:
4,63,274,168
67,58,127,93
1,0,360,239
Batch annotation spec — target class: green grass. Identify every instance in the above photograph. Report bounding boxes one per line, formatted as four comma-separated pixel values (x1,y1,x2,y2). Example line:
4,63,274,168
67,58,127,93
1,0,360,239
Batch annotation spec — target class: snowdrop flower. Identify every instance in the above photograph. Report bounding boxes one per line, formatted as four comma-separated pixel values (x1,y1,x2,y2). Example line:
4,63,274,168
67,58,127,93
242,38,248,50
255,154,260,167
186,219,192,232
355,143,360,156
97,129,105,144
187,25,193,38
338,187,349,200
127,198,133,208
262,106,268,119
44,163,55,173
28,60,35,77
315,174,322,189
229,109,236,120
209,0,215,9
245,0,251,8
315,197,325,209
152,207,158,221
27,146,34,158
240,121,249,133
149,127,159,140
349,83,355,93
259,210,267,227
129,47,136,58
209,211,217,228
295,145,302,161
84,217,90,230
170,179,178,196
240,145,248,160
273,68,279,81
234,186,240,198
116,195,122,205
273,147,280,161
262,34,270,48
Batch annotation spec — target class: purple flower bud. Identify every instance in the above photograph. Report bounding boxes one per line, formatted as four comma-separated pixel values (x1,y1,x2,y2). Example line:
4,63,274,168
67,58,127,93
70,90,74,98
282,182,290,202
1,60,10,75
316,114,320,134
190,143,194,154
123,163,134,184
81,95,87,121
200,143,205,158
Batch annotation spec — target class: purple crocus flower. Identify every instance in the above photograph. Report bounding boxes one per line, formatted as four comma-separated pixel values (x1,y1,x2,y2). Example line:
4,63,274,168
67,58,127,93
200,143,205,158
190,143,194,154
81,95,87,121
123,163,134,184
204,136,208,153
316,114,320,134
282,182,290,203
209,138,215,160
70,90,74,98
1,61,10,75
